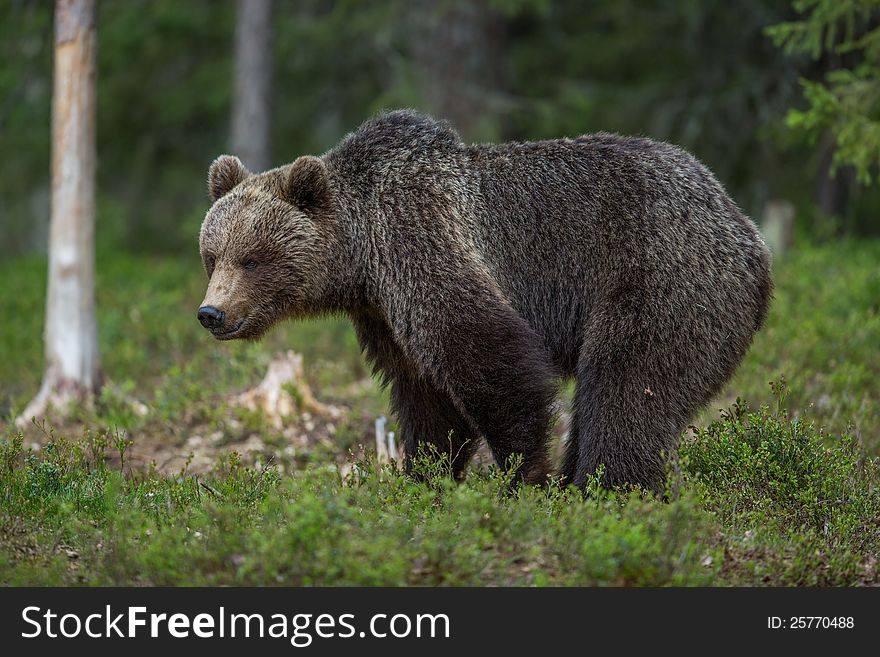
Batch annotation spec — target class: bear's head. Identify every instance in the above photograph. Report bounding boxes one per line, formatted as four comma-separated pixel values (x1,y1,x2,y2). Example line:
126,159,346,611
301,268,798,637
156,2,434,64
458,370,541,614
197,154,338,340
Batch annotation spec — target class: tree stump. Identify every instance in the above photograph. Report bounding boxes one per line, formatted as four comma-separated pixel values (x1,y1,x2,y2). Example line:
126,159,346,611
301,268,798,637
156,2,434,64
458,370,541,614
234,351,339,429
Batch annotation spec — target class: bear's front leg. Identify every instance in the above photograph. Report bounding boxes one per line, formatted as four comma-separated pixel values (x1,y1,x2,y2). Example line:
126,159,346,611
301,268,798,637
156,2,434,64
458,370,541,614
382,274,558,485
352,309,479,480
440,309,557,485
390,372,482,480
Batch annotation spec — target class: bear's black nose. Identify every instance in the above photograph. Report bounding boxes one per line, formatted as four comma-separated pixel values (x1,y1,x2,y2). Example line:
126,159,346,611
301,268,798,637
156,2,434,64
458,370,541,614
198,306,225,330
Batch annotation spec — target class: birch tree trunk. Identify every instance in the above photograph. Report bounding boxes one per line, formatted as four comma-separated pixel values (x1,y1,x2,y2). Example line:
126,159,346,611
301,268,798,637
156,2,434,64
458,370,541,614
231,0,273,172
18,0,100,425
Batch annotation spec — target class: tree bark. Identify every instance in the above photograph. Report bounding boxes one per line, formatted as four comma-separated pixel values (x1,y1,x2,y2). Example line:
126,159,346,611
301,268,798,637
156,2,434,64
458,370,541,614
18,0,100,425
409,0,505,142
231,0,273,172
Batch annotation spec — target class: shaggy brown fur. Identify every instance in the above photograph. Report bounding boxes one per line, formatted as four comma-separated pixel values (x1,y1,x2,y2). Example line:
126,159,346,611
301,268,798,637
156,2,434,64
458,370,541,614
198,110,772,491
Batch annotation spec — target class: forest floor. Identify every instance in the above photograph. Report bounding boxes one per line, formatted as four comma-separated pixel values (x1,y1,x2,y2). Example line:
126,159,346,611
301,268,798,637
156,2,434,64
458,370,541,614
1,240,878,585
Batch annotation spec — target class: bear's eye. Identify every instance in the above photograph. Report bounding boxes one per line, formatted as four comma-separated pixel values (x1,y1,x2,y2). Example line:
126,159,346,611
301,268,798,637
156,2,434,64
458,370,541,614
205,255,216,277
243,259,257,271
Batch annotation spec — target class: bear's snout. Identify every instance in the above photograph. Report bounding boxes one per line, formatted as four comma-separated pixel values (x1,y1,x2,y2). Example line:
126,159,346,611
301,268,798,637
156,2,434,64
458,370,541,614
197,305,225,330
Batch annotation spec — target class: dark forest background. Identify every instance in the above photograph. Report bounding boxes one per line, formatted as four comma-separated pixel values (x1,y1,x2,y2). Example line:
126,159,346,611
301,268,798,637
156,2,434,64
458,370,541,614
1,0,878,259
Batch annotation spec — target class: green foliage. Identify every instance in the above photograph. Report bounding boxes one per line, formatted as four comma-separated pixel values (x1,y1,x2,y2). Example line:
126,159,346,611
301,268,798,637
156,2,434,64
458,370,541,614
682,390,879,585
0,425,713,586
0,1,52,253
768,0,880,183
709,240,880,454
686,392,877,541
2,391,878,586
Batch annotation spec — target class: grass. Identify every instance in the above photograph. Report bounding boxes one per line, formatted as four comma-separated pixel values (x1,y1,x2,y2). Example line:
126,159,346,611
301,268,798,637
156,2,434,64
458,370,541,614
706,240,880,454
681,395,878,585
1,396,876,586
0,239,878,585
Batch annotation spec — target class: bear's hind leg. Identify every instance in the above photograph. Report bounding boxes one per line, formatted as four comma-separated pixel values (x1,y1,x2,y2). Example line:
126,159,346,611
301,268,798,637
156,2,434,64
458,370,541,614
568,284,750,492
569,352,687,493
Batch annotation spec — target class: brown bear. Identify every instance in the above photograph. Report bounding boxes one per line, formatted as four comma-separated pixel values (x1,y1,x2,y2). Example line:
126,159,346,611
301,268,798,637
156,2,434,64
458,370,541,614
197,109,772,492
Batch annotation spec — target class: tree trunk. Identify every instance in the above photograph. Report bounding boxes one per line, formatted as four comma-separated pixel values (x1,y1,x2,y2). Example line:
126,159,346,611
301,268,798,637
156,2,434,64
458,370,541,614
231,0,273,172
18,0,100,425
409,0,505,142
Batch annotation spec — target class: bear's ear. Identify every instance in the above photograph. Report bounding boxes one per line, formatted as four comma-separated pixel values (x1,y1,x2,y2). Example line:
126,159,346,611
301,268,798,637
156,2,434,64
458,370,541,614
208,155,250,202
284,156,330,211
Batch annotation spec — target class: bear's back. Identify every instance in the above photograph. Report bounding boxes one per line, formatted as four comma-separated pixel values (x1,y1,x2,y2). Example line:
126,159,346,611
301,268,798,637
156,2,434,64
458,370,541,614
461,133,767,373
328,110,462,177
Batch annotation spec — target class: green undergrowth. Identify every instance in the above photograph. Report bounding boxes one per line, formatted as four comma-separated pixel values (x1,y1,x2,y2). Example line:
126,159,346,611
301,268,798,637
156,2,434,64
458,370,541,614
2,393,877,586
681,387,879,585
711,239,880,454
